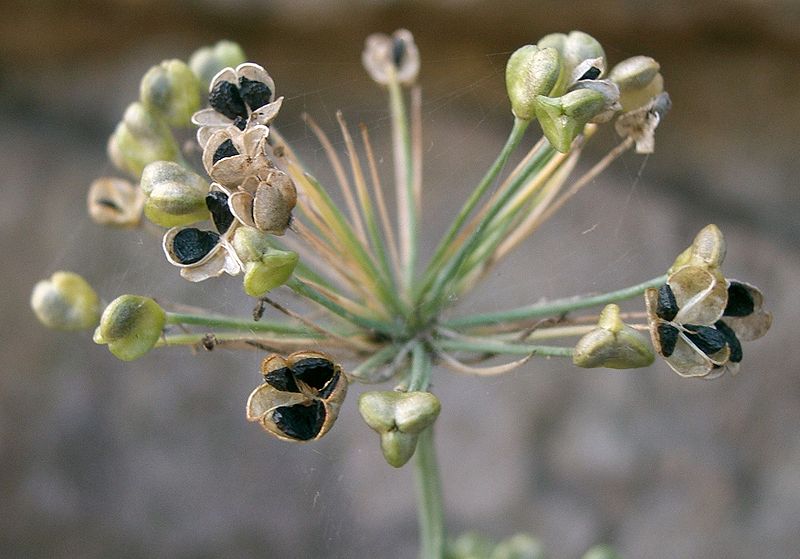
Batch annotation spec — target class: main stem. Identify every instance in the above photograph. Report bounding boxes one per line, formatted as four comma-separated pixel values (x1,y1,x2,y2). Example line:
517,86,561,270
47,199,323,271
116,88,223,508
408,344,445,559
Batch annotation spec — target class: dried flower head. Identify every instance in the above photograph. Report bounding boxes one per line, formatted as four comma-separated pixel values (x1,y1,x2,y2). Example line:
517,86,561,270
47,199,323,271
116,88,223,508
87,177,145,227
362,29,420,86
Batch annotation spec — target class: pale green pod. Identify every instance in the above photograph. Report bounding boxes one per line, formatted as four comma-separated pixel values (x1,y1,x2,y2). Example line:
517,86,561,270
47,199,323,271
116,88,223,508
609,56,664,113
189,41,247,88
538,31,606,93
140,59,202,127
505,45,563,121
490,534,545,559
108,102,180,178
668,224,726,273
93,295,166,361
535,88,607,152
448,532,495,559
242,250,299,297
140,161,210,227
379,431,419,468
31,271,101,331
573,304,654,369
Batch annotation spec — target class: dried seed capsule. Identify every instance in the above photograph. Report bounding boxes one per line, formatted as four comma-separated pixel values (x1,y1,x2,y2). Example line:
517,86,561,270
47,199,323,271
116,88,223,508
140,161,210,227
93,295,165,361
362,29,420,86
247,351,347,442
31,271,101,331
608,55,664,113
505,45,563,121
87,177,145,228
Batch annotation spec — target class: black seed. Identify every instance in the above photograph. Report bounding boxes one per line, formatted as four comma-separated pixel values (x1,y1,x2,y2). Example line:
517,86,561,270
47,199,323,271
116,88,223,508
273,401,326,441
392,37,406,67
291,357,335,391
684,324,728,356
205,190,234,234
579,66,601,80
657,323,679,357
317,371,341,400
724,282,755,317
171,228,219,264
239,76,272,110
715,320,743,363
264,367,300,393
656,284,679,321
209,80,247,121
232,116,247,130
212,138,239,165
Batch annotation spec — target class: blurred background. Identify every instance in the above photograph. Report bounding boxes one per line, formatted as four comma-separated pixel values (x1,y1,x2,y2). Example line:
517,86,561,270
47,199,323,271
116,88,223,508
2,1,799,557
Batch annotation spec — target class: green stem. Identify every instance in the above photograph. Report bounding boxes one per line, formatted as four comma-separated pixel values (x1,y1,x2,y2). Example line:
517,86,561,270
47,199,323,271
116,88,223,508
435,338,574,357
387,75,417,294
165,312,314,335
287,278,397,336
155,331,323,348
418,117,530,300
444,274,668,329
407,345,445,559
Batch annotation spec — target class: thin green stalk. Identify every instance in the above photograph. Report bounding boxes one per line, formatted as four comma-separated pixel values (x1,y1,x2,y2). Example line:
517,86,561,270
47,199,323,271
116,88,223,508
407,345,445,559
418,117,530,299
435,338,574,357
156,331,323,348
444,274,668,329
387,74,417,293
165,312,314,335
287,278,398,336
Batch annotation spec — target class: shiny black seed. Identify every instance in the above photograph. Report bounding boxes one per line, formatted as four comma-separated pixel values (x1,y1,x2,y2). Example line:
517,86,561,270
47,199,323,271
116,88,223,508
171,228,219,264
657,323,679,357
232,116,247,130
684,324,727,356
317,371,341,400
291,357,335,390
724,282,755,317
656,284,679,321
205,190,234,234
273,401,326,441
239,76,272,110
209,80,247,121
715,320,743,363
212,138,239,165
392,37,406,67
264,367,300,393
579,66,601,80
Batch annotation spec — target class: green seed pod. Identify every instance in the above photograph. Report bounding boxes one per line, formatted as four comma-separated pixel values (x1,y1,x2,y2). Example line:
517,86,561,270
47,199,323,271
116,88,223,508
535,88,607,152
140,59,202,127
93,295,166,361
608,55,664,113
573,304,654,369
140,161,210,227
490,534,545,559
505,45,563,121
242,250,299,297
108,102,180,178
358,390,441,468
581,545,622,559
189,40,247,89
536,31,606,86
449,532,495,559
31,271,101,331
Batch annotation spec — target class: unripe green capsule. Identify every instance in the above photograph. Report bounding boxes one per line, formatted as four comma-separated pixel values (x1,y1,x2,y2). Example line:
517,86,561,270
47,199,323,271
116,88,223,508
379,430,419,468
582,545,622,559
505,46,563,121
93,295,165,361
535,88,607,152
242,250,299,297
573,304,654,369
668,223,726,273
609,55,664,112
140,161,210,227
491,534,545,559
538,30,605,92
31,271,101,331
108,102,180,178
189,40,247,88
140,59,202,127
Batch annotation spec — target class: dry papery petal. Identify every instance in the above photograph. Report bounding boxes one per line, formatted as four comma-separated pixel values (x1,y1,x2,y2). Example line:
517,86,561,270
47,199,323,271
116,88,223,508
723,280,772,342
162,226,241,282
87,177,145,227
229,172,296,235
202,125,273,188
669,266,728,326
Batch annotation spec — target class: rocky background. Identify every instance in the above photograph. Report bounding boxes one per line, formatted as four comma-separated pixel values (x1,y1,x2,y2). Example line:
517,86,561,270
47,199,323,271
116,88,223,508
2,1,799,557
